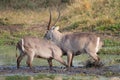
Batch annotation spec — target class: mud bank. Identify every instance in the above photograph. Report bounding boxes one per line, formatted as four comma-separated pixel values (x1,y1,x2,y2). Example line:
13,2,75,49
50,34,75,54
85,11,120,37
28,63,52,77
0,65,120,77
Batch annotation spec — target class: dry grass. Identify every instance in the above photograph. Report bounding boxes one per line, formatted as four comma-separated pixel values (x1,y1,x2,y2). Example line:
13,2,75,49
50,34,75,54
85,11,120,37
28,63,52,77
60,0,120,30
0,9,49,26
0,0,120,30
0,0,120,47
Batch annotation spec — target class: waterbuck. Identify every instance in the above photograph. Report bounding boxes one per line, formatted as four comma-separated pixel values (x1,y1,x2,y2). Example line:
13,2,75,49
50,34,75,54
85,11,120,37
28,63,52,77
44,9,103,68
16,36,68,70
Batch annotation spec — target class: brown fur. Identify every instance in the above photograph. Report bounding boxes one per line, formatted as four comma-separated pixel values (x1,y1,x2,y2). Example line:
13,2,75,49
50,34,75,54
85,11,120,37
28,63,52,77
44,28,103,68
16,36,68,70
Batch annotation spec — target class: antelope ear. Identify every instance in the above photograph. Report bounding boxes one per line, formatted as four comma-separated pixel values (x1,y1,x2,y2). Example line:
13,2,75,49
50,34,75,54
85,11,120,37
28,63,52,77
55,26,59,31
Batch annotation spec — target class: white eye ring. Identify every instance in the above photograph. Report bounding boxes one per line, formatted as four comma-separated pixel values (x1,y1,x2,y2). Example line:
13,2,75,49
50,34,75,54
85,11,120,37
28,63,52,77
51,26,55,30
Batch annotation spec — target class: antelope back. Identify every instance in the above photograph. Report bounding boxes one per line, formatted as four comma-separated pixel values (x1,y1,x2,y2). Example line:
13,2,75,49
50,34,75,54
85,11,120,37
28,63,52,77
17,36,63,58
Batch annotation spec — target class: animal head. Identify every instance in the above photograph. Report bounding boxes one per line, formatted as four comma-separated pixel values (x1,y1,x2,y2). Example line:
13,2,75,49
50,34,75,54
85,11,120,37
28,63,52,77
44,26,60,40
44,8,61,40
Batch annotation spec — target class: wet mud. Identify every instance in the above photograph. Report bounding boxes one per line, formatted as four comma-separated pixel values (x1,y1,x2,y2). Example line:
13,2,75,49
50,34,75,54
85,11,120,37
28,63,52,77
0,65,120,77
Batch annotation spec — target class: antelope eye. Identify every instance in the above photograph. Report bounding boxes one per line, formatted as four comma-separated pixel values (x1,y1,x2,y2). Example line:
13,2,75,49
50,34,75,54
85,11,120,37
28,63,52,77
47,31,49,33
52,27,55,30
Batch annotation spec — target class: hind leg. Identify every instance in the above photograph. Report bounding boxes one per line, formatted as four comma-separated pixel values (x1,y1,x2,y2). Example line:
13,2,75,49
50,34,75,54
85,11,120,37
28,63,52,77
26,54,34,69
17,53,25,69
88,52,100,63
85,45,100,63
54,56,68,67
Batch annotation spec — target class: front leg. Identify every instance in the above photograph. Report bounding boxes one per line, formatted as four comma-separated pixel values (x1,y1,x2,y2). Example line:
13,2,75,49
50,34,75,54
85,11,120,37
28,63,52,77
67,51,73,69
47,58,53,70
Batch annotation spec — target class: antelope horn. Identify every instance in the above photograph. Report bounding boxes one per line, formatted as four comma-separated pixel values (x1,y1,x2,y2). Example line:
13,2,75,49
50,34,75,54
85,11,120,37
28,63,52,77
52,7,61,26
47,8,52,30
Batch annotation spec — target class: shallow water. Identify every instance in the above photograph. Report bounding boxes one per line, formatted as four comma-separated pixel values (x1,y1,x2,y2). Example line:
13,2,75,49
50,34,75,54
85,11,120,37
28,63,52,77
0,46,120,80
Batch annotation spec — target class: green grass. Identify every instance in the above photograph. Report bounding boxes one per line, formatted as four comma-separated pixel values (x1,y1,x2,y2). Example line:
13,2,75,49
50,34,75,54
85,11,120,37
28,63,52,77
3,74,111,80
62,21,80,31
104,39,120,47
100,46,120,54
5,75,29,80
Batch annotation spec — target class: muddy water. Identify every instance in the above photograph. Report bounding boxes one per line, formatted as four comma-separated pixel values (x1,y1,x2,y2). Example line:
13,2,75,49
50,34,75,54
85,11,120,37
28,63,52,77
0,46,120,80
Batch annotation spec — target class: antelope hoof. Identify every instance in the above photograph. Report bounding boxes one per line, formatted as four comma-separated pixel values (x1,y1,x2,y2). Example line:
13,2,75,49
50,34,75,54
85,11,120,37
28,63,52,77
66,67,72,71
17,67,20,69
49,68,56,72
